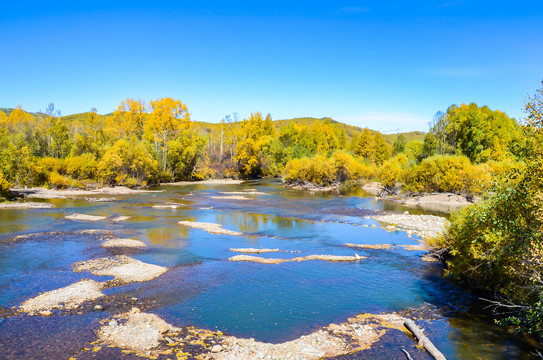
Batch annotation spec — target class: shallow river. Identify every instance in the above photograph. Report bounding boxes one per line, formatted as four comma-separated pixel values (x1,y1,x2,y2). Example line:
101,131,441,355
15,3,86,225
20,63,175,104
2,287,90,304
0,179,539,359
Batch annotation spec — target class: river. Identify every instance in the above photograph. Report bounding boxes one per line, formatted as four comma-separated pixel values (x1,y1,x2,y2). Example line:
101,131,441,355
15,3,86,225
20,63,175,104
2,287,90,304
0,179,538,359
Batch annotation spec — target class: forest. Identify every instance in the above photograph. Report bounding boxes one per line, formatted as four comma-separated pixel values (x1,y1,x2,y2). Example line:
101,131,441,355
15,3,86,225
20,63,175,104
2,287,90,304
0,97,523,200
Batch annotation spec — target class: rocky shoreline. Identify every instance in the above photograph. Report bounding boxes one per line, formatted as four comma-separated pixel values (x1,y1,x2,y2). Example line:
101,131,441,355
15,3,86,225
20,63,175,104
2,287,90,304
78,308,430,360
10,186,162,199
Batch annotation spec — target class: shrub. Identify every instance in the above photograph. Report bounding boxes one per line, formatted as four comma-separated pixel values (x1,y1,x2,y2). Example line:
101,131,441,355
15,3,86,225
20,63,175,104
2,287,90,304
404,155,490,195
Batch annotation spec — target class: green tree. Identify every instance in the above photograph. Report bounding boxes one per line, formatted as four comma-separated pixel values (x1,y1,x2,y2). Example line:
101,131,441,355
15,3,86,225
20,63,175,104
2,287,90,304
392,134,407,154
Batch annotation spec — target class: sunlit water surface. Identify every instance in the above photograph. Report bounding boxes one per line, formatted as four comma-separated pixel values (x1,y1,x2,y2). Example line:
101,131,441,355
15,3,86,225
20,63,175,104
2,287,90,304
0,179,539,359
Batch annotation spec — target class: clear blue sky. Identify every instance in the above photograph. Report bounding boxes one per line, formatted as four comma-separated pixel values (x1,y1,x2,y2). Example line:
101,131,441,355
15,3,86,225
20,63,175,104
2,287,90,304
1,1,542,132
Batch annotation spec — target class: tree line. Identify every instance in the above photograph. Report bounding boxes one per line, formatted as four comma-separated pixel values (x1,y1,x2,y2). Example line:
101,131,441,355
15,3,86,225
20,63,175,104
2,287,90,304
0,97,523,201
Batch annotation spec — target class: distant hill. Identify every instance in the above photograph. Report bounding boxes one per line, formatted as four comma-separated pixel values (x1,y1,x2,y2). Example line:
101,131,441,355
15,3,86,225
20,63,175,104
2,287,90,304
1,108,425,144
383,131,426,144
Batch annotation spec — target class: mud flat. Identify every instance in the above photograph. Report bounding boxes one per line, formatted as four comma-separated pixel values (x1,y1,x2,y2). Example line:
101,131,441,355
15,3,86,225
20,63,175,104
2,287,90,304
165,179,244,186
178,220,242,236
102,238,146,248
65,213,108,222
73,256,167,284
19,280,104,314
372,213,449,239
229,248,280,254
12,186,162,199
229,254,365,264
0,202,53,209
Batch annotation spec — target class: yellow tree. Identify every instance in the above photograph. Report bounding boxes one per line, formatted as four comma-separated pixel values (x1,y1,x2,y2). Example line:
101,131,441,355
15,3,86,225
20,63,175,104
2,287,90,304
7,105,34,133
353,128,375,162
234,112,266,178
143,98,191,171
112,98,147,139
0,111,8,128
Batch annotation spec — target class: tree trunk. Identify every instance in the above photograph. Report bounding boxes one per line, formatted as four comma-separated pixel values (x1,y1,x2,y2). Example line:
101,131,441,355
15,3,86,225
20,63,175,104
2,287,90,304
404,319,446,360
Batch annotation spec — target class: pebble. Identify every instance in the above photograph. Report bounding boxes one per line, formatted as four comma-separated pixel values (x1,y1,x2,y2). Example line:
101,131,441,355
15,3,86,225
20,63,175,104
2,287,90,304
211,345,223,353
108,320,118,327
131,297,138,302
94,305,104,311
39,310,52,316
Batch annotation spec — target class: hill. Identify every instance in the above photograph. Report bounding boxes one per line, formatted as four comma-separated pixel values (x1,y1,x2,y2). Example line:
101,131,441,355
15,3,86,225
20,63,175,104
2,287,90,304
1,108,425,145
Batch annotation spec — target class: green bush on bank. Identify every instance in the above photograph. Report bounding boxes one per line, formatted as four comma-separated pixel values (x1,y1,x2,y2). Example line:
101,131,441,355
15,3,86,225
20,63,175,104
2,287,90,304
434,84,543,335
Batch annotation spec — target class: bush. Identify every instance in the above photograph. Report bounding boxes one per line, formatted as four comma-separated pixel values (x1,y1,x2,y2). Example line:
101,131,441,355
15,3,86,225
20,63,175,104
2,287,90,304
66,153,97,180
404,155,490,195
378,154,409,190
48,171,79,189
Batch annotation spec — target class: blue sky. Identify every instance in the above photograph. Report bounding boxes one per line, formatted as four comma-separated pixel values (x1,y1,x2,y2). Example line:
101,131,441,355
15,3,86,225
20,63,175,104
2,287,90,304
1,1,542,132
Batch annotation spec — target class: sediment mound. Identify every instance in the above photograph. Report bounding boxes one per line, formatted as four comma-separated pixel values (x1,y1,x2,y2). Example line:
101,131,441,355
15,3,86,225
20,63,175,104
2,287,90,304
0,202,53,209
220,191,269,196
98,308,177,353
211,195,251,200
152,204,182,209
102,238,146,248
65,213,107,222
73,256,167,283
19,280,104,314
178,220,242,236
372,213,449,239
229,248,280,254
346,243,426,251
229,254,365,264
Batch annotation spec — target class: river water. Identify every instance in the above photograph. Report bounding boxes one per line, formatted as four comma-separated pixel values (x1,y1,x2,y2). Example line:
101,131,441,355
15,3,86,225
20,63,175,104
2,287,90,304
0,179,539,359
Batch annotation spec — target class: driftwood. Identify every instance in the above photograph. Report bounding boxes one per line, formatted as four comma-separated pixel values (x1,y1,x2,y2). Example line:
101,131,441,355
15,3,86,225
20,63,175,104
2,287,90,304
404,319,447,360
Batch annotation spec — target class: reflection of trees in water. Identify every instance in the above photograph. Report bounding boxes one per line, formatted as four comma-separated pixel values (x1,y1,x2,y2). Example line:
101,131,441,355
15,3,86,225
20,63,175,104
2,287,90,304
214,212,310,233
144,226,187,247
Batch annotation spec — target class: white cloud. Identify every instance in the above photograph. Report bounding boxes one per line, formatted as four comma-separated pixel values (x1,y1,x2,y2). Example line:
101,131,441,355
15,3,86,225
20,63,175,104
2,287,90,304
335,112,430,133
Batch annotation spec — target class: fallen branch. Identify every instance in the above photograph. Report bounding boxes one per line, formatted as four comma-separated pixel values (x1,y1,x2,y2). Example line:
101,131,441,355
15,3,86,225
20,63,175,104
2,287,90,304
404,319,446,360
